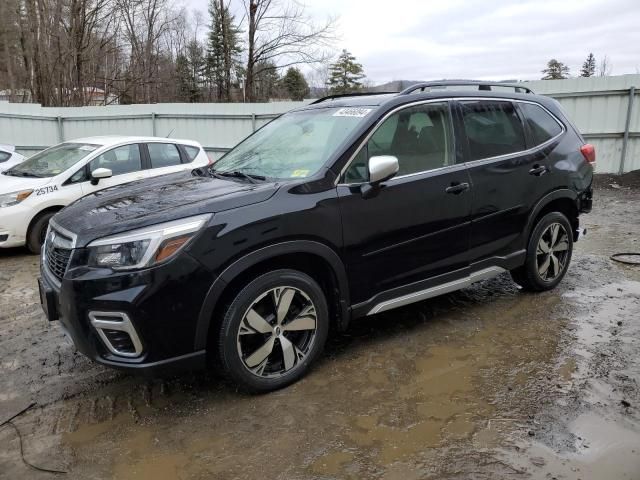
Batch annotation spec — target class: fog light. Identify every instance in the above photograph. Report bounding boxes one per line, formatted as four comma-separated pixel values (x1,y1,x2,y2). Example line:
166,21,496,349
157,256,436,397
89,311,143,357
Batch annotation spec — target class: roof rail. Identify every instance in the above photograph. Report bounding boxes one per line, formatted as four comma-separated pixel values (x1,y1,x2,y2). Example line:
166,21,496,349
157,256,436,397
399,80,534,95
310,91,397,105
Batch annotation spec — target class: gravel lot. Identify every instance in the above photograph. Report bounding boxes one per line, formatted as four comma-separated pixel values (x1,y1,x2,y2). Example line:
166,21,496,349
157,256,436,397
1,180,639,480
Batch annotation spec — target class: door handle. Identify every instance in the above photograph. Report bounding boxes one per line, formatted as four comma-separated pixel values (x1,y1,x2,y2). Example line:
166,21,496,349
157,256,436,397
529,165,548,176
445,182,470,194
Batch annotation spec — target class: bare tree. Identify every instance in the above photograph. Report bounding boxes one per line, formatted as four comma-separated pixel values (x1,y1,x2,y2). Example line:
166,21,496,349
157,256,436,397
116,0,177,103
598,55,613,77
242,0,335,101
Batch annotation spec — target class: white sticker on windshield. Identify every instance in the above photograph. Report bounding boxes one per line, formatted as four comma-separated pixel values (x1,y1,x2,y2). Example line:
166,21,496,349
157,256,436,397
333,108,372,118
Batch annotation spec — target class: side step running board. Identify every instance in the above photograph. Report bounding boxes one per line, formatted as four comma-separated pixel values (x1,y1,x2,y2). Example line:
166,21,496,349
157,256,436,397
367,267,506,315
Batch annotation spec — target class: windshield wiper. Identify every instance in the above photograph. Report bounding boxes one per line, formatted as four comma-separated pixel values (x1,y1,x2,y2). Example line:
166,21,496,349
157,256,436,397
3,170,42,178
211,169,266,184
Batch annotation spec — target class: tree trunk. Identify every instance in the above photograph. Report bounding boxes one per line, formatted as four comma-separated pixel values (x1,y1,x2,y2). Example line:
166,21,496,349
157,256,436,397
245,0,257,102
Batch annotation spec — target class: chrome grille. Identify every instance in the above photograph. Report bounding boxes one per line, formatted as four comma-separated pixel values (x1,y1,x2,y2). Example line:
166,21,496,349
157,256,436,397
44,227,74,282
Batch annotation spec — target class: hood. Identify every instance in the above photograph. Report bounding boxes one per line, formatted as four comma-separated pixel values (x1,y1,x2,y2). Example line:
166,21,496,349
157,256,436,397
53,171,279,246
0,173,52,191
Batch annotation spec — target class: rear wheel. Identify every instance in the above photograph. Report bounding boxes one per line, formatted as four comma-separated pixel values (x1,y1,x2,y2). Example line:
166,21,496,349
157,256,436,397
511,212,573,291
26,212,55,254
217,269,329,393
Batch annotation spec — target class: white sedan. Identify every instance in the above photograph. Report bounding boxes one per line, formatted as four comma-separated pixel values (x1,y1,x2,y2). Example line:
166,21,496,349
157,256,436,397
0,145,25,173
0,136,210,253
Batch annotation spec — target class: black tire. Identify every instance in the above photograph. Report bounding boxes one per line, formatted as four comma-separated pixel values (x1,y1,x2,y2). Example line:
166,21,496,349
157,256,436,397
217,269,329,393
510,211,574,292
26,212,55,254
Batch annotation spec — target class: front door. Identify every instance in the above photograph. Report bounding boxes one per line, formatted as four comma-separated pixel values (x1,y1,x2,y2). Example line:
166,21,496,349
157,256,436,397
337,101,472,308
81,143,147,195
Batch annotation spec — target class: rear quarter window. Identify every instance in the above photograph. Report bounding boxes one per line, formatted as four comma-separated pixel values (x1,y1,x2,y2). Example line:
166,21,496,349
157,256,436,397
182,145,201,162
519,103,563,146
0,151,11,162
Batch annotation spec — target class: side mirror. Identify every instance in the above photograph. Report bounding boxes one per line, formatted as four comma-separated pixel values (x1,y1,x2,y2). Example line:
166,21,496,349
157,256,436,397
90,167,112,185
369,155,399,184
361,156,399,198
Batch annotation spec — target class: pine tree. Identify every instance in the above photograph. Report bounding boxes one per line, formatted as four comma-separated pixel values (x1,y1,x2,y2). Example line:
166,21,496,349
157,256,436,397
580,53,596,77
282,67,309,101
206,0,243,101
253,62,281,101
541,59,570,80
175,41,205,103
326,49,365,94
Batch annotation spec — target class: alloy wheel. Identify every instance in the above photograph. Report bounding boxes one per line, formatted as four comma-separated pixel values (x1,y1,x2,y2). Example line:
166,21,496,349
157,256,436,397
236,286,318,378
536,222,570,281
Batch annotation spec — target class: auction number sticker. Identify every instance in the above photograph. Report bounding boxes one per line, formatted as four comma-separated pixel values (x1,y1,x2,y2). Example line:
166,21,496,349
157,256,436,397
333,108,372,118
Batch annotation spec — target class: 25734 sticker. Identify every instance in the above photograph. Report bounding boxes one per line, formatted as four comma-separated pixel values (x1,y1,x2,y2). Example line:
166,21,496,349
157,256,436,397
35,185,59,196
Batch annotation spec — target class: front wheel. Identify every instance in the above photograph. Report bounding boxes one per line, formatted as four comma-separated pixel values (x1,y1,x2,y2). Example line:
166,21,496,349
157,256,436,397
217,269,329,393
511,212,574,291
27,212,55,254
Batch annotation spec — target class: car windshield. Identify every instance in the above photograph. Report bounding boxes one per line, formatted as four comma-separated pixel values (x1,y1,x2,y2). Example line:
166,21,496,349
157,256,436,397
4,142,100,178
213,107,373,179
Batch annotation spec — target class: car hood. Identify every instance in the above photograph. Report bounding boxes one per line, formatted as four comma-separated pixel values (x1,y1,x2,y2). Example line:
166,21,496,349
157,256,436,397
0,173,52,191
53,171,280,247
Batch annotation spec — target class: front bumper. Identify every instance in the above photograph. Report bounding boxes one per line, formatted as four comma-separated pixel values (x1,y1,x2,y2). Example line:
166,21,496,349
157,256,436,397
0,203,31,248
39,250,214,375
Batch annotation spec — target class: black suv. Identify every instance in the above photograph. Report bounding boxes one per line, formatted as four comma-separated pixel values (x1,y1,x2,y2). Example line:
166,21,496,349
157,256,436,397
39,81,594,392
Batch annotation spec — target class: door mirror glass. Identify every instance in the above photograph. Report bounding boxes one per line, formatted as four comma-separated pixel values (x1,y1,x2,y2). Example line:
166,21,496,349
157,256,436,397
369,155,399,184
91,167,112,185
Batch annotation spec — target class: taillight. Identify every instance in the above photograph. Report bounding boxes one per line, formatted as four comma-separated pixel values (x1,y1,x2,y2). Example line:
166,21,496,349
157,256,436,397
580,144,596,165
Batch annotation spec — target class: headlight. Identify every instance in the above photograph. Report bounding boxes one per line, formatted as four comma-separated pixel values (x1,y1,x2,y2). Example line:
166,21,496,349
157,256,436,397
86,214,211,270
0,190,33,208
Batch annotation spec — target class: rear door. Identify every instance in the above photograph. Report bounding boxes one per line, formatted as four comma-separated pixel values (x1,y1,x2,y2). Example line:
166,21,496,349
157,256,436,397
337,101,472,307
456,99,558,267
144,142,192,178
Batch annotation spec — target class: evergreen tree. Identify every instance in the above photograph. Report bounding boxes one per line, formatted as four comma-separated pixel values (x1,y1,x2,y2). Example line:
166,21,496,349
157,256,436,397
541,59,570,80
282,67,309,101
580,53,596,77
175,41,205,103
326,49,365,94
176,54,192,102
206,0,243,101
253,62,281,101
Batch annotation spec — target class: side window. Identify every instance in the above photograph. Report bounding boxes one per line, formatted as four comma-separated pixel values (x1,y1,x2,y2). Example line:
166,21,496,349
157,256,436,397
519,103,563,146
89,144,142,175
183,145,201,162
460,101,526,161
344,102,453,181
0,152,11,163
68,168,88,184
148,143,182,168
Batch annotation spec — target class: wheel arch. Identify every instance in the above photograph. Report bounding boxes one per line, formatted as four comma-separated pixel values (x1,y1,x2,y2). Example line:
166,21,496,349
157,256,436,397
26,205,65,239
194,240,350,351
525,189,579,243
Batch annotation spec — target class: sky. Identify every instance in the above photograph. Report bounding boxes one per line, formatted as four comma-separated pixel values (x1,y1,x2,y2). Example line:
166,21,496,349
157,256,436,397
185,0,640,84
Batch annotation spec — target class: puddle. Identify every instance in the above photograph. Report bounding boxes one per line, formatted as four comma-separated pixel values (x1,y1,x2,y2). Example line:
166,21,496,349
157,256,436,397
508,413,640,480
3,187,640,479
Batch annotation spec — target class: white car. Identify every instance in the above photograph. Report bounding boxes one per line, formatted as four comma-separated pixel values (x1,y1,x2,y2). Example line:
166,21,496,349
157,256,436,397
0,136,210,253
0,145,25,173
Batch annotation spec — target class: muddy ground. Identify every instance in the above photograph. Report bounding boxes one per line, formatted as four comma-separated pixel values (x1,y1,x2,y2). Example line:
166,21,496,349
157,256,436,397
1,182,639,480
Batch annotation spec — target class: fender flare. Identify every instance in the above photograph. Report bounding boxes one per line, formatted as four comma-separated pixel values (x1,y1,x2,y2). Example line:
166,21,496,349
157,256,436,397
193,240,350,350
524,188,578,239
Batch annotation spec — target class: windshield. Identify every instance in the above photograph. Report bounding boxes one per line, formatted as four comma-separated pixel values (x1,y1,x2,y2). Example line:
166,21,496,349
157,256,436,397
5,142,100,178
214,107,373,179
